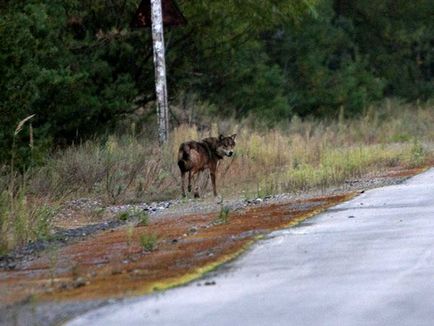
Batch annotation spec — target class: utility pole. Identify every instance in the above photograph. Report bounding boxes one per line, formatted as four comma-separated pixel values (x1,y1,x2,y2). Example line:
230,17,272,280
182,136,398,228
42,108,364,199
150,0,169,144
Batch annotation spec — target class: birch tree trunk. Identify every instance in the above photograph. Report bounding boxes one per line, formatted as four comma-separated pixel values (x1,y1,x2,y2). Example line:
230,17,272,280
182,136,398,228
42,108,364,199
150,0,169,144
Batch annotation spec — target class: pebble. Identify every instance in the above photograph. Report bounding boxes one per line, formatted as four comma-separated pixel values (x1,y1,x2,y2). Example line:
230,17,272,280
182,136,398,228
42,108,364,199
204,281,216,286
106,199,176,216
73,277,88,288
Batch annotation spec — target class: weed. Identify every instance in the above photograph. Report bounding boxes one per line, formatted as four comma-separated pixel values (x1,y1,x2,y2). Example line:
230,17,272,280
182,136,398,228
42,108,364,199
139,233,158,252
126,223,135,255
117,208,149,225
117,211,130,222
0,186,56,253
47,244,59,286
137,211,150,226
215,205,230,225
408,139,425,167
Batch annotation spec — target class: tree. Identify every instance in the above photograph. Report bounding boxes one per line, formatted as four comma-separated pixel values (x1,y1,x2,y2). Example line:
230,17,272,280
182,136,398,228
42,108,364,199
150,0,169,144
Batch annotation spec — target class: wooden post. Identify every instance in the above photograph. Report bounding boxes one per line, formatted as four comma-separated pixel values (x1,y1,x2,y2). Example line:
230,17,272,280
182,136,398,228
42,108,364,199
150,0,169,144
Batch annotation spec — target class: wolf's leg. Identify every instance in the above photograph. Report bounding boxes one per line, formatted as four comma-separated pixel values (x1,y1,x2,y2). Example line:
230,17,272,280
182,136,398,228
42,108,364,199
181,171,186,197
209,163,217,197
188,171,192,193
210,171,217,196
193,171,200,198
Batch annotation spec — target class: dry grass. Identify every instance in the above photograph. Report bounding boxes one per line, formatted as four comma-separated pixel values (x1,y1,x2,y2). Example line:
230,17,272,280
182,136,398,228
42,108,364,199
13,101,434,203
1,100,433,253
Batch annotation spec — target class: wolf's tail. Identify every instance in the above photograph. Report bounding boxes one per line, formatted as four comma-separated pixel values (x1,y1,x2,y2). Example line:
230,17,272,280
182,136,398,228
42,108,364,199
177,143,190,173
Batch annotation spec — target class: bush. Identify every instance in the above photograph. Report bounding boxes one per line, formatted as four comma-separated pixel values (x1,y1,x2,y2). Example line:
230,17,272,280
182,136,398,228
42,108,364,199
139,233,158,252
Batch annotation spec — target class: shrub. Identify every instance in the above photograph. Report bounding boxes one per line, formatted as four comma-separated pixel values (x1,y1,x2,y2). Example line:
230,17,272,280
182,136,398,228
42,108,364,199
139,233,158,252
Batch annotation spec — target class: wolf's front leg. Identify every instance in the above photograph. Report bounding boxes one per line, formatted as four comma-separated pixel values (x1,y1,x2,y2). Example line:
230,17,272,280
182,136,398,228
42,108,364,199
210,171,217,197
181,171,186,197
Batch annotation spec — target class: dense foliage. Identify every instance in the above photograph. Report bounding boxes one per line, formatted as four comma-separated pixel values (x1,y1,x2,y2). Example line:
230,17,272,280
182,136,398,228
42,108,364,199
0,0,432,165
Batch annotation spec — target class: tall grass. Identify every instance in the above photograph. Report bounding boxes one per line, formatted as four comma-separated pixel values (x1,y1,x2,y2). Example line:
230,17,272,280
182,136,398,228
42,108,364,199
16,101,434,202
0,115,56,255
0,186,56,255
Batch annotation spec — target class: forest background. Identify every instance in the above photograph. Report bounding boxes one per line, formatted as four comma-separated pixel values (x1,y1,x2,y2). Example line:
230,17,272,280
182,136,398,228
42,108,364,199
1,0,433,166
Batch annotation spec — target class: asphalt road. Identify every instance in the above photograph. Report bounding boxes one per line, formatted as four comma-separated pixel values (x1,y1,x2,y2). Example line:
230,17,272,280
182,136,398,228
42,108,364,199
68,168,434,326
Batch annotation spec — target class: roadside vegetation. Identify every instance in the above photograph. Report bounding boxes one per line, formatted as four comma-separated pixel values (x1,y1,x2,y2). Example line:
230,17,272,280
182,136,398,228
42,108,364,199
1,100,433,254
1,0,432,254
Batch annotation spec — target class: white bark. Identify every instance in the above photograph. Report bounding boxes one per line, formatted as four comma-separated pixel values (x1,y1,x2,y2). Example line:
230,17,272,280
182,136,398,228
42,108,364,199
150,0,169,144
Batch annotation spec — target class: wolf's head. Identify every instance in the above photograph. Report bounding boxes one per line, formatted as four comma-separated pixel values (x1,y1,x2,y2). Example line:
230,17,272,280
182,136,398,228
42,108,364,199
216,134,237,158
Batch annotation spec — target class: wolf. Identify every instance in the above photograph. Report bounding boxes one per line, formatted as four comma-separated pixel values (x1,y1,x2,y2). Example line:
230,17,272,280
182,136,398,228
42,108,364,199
177,134,237,197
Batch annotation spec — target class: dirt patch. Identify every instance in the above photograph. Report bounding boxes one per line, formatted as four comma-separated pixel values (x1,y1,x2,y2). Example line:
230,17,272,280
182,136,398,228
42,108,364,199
0,193,353,306
379,166,427,178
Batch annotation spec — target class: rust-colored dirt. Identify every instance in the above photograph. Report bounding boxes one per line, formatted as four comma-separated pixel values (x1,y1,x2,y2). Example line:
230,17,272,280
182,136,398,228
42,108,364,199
378,166,426,178
0,193,355,307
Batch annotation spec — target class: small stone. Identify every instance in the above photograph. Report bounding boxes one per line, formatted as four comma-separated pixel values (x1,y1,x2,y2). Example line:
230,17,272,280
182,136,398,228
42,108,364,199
73,277,87,288
348,215,355,218
204,281,216,286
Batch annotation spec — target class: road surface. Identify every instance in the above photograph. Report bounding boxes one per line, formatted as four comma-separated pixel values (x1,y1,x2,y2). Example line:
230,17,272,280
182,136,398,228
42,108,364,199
68,168,434,326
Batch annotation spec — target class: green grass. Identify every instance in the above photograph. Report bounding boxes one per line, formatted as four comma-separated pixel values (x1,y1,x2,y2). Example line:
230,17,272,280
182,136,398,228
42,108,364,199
117,211,130,222
117,208,149,225
0,185,57,254
215,205,230,225
139,233,158,252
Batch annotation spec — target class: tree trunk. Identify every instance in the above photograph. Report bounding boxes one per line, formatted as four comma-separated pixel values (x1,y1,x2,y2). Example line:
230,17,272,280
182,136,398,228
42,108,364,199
150,0,169,144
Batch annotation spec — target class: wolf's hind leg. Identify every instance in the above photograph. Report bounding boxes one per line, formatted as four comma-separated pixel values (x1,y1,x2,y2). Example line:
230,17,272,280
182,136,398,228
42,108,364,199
192,172,200,198
181,171,186,197
188,171,192,193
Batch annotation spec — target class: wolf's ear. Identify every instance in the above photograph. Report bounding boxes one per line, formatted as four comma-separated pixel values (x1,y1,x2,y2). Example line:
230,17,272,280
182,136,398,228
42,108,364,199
219,134,224,140
230,134,237,140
